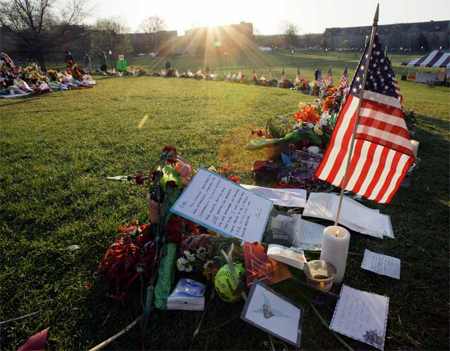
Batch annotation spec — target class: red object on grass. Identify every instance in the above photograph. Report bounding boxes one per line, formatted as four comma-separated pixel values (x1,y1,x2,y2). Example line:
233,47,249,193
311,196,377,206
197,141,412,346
18,327,50,351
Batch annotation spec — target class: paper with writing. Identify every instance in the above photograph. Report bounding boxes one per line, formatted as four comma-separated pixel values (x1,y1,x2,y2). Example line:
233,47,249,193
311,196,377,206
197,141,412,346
302,193,394,239
330,285,389,350
293,218,326,251
361,249,401,279
171,168,273,243
241,185,307,207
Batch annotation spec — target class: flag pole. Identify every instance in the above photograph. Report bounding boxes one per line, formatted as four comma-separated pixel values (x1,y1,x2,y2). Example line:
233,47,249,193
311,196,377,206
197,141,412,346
334,4,380,226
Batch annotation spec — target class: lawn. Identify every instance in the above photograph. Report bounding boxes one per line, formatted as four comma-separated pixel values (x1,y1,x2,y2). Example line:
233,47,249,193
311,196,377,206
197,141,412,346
1,70,449,350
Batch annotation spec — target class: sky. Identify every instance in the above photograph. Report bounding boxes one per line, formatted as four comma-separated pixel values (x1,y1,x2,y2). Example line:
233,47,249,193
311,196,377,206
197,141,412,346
85,0,450,35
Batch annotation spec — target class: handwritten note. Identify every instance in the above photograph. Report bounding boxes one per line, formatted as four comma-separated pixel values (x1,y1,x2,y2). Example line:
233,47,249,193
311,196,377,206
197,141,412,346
171,168,273,243
241,185,307,207
330,285,389,350
361,249,401,279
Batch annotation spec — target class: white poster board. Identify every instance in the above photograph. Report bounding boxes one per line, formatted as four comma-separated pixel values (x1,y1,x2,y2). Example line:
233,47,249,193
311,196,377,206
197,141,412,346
171,168,273,243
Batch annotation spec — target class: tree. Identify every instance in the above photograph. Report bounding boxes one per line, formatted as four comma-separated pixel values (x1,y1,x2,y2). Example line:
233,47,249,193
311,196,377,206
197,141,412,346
139,15,167,52
0,0,89,70
320,33,331,50
90,17,133,70
415,34,430,51
280,22,300,49
140,15,167,34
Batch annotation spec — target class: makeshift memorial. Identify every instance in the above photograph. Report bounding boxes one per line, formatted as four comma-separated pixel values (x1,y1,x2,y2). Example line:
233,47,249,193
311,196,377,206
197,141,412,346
170,168,273,243
320,226,350,284
241,280,304,347
214,263,245,302
303,260,337,292
361,249,401,279
0,58,97,98
330,285,389,350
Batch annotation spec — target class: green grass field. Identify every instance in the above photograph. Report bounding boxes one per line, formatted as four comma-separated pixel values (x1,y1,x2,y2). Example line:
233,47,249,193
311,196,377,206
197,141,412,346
1,55,449,350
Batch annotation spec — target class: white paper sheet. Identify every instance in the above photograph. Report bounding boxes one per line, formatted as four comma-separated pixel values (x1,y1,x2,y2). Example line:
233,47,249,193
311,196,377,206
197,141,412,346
171,168,273,243
330,285,389,350
302,193,394,239
267,244,306,270
361,249,401,279
241,185,307,208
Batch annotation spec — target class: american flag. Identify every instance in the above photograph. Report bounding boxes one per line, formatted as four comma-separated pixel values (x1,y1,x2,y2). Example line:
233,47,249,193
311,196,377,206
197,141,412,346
315,34,415,204
324,67,333,86
295,68,302,84
280,69,286,83
317,69,324,85
339,66,349,88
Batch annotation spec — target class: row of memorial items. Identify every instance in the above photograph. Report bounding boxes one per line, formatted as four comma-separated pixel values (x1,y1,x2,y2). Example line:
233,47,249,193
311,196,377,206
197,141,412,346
0,56,97,97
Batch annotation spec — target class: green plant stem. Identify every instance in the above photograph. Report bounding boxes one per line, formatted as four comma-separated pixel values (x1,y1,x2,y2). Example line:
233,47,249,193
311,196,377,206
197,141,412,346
299,292,354,351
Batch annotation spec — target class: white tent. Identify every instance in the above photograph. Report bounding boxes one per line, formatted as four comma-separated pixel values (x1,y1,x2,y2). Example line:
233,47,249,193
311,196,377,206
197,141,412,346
259,46,272,52
401,50,450,83
401,50,450,68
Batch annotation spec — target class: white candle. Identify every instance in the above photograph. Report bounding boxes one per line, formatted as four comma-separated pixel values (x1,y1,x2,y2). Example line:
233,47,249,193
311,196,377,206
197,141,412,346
411,140,419,158
320,226,350,284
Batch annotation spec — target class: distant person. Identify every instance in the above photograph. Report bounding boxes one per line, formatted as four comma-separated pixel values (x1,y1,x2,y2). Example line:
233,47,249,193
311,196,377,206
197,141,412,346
100,51,107,72
65,50,74,70
84,51,92,73
205,65,210,74
314,68,319,81
165,61,171,70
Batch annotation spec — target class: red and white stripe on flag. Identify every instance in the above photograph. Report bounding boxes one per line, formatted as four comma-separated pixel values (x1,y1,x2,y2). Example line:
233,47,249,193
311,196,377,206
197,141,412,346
392,76,403,103
315,91,414,203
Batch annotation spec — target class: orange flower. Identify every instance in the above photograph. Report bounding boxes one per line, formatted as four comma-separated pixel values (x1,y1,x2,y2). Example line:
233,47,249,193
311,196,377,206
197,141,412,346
322,96,335,111
327,86,336,95
293,106,321,124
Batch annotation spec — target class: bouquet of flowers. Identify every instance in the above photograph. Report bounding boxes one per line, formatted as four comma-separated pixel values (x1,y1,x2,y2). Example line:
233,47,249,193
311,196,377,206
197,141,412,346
296,78,310,94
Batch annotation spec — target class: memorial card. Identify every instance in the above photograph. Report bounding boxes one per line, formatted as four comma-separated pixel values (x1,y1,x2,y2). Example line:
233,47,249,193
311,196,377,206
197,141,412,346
361,249,401,279
241,280,304,347
330,285,389,350
171,168,273,243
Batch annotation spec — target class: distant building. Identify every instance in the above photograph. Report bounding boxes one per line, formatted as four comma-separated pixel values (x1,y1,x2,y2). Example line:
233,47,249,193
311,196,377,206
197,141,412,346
128,30,178,54
325,20,450,50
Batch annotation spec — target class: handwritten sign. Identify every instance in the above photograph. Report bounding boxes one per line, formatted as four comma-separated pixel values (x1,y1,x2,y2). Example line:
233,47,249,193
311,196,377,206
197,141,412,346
171,168,273,242
330,285,389,350
361,249,401,279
